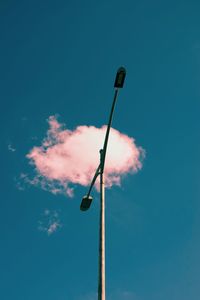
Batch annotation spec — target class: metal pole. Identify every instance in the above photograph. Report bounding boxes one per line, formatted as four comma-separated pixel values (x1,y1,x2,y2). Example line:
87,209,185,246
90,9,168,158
97,88,120,300
98,150,105,300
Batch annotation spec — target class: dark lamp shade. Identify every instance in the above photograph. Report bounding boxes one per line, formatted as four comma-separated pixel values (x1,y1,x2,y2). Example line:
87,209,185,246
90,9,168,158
80,195,93,211
114,67,126,88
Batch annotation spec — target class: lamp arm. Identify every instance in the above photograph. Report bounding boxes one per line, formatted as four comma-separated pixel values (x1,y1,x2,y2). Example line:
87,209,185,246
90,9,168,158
101,88,119,173
86,164,101,198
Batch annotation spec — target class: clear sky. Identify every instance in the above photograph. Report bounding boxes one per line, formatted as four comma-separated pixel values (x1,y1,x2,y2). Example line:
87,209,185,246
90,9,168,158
1,0,200,299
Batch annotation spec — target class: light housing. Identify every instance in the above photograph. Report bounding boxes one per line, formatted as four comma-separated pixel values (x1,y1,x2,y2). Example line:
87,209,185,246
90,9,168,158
114,67,126,88
80,195,93,211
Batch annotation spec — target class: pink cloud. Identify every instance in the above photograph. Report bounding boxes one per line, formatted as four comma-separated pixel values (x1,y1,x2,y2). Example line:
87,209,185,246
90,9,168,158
26,116,144,196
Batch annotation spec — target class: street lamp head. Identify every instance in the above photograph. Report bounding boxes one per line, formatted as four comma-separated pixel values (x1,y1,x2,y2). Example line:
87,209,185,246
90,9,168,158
80,195,93,211
114,67,126,88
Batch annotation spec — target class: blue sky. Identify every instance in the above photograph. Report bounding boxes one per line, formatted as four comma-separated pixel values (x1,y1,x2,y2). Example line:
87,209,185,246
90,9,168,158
1,0,200,299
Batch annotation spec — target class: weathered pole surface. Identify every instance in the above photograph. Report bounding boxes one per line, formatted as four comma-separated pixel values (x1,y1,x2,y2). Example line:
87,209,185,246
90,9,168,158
98,151,105,300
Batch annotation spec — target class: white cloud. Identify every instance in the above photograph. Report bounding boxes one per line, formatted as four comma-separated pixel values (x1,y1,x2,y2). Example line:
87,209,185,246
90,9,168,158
8,143,16,152
26,115,144,197
38,209,62,236
47,222,60,235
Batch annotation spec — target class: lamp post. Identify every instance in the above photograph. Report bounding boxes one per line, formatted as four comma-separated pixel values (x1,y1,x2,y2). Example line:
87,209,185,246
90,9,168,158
80,67,126,300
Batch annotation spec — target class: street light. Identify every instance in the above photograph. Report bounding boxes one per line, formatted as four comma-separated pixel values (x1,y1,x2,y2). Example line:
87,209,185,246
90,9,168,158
80,67,126,300
80,195,93,211
114,66,126,88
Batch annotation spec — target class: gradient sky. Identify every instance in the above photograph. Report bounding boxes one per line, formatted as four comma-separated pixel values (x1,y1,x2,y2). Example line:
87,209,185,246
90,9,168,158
1,1,200,299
